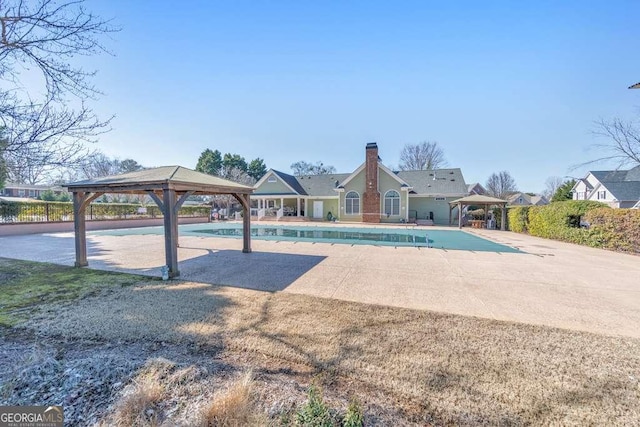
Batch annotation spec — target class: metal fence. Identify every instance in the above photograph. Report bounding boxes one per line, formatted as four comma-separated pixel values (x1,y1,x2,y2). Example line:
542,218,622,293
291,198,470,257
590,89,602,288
0,201,210,223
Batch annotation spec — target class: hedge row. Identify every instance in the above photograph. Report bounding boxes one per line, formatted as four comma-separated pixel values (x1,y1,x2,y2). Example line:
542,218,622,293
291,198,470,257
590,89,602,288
584,208,640,253
0,201,210,223
507,200,640,253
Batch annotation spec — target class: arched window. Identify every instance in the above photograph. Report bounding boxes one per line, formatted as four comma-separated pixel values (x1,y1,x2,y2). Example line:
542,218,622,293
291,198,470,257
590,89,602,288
345,191,360,215
384,190,400,216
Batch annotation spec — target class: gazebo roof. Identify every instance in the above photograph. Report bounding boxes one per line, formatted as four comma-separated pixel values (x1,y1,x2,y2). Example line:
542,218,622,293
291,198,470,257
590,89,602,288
449,194,508,205
66,166,254,195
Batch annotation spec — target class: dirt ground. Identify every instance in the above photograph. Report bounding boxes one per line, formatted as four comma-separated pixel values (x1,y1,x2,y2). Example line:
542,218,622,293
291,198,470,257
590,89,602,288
1,259,639,426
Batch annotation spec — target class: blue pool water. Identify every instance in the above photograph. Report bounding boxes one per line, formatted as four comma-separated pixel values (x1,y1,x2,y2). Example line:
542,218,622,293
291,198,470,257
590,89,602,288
93,223,521,253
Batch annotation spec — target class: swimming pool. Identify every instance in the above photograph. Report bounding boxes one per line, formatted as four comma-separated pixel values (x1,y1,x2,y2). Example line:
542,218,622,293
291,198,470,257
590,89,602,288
94,223,520,253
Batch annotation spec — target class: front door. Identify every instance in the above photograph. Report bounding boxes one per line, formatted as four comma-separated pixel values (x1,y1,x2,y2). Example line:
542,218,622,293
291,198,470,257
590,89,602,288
313,201,324,219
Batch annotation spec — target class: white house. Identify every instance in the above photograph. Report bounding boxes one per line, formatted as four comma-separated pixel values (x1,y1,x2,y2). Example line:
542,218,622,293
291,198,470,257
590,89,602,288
572,165,640,208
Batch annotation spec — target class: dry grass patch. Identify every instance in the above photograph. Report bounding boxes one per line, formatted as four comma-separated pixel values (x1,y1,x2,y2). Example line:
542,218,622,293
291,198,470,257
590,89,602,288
103,359,172,427
198,371,263,427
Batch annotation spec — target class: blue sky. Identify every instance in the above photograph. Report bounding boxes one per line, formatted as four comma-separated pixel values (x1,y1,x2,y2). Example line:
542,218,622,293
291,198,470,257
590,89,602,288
86,0,640,192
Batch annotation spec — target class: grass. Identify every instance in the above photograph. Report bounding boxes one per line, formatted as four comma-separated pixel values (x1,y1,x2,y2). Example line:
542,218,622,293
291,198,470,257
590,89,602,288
198,371,262,426
2,257,640,425
0,258,145,326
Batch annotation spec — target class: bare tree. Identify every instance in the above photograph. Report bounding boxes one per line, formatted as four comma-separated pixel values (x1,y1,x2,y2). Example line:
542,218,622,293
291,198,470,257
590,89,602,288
543,176,565,200
0,0,117,183
290,161,336,176
574,118,640,169
398,141,447,171
485,171,518,199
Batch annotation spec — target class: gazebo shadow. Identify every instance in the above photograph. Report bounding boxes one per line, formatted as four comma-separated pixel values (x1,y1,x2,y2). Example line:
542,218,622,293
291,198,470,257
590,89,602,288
176,249,326,292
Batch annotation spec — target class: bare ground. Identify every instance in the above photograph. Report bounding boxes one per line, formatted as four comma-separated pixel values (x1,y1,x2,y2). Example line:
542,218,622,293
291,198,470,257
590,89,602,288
1,259,640,425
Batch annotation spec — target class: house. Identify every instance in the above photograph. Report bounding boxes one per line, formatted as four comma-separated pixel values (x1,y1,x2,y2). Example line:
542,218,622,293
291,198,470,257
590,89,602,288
467,182,486,195
0,182,67,199
252,143,468,225
571,165,640,208
507,192,549,206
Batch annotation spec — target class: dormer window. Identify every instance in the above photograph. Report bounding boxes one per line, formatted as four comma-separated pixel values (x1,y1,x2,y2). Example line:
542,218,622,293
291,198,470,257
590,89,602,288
267,175,277,183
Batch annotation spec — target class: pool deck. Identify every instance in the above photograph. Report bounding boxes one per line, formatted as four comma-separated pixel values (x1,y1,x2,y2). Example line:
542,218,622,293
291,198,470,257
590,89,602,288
1,222,639,338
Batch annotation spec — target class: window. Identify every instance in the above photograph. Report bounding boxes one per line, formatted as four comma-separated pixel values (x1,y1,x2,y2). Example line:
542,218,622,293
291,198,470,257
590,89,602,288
29,189,36,197
18,189,25,197
434,197,445,201
518,197,523,204
267,175,277,183
597,191,606,200
384,190,400,216
345,191,360,215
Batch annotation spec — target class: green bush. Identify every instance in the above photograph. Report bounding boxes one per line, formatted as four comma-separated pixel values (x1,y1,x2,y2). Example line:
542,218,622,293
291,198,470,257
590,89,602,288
507,206,529,233
584,208,640,253
296,385,334,427
527,200,605,241
343,399,364,427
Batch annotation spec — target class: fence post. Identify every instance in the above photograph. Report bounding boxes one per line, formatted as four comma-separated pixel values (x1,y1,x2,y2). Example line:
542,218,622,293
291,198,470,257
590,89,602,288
45,202,50,222
90,204,93,220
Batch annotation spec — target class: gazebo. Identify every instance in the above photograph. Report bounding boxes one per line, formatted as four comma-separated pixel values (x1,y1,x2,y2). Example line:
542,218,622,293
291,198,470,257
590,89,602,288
448,194,509,230
65,166,254,278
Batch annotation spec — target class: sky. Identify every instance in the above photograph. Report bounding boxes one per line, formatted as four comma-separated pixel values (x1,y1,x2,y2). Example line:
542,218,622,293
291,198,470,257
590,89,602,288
78,0,640,192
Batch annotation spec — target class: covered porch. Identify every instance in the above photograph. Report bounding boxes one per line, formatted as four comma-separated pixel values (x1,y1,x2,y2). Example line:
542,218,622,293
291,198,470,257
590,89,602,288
250,196,317,220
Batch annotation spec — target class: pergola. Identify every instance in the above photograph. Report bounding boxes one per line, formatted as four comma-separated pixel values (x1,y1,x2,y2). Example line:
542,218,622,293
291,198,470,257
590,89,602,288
65,166,253,278
448,194,508,231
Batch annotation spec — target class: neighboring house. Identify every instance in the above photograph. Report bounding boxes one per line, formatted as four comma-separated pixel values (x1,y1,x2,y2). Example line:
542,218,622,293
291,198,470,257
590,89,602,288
0,182,67,199
571,165,640,208
507,192,549,206
252,143,468,225
468,182,486,195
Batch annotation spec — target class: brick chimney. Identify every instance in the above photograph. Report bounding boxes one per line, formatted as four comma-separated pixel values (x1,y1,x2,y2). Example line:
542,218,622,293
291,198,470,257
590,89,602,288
362,142,380,223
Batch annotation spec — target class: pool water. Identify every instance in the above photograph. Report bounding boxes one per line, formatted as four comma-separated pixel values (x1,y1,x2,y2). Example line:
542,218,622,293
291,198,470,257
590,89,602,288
93,223,521,253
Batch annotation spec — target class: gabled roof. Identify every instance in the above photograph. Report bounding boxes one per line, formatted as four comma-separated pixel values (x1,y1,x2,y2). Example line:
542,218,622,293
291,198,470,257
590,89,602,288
66,166,254,194
507,192,529,204
599,181,640,202
296,173,351,196
590,165,640,183
397,168,468,196
530,195,549,205
271,170,307,194
468,182,486,194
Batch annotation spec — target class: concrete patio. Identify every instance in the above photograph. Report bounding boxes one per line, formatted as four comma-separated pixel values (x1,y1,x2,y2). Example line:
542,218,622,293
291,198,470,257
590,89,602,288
1,225,639,338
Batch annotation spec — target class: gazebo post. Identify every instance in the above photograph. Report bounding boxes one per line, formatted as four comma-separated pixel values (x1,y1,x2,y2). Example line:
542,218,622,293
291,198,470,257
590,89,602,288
458,202,462,229
501,204,507,231
72,191,103,268
449,205,452,226
232,193,252,253
73,191,88,267
163,188,180,278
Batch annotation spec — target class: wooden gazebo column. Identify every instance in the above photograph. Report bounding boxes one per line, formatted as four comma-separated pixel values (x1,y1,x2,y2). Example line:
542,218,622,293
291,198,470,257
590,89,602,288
147,189,194,278
233,193,252,253
72,191,104,267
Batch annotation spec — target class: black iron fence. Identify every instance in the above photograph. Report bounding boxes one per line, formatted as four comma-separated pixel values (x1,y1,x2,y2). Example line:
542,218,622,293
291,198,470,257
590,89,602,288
0,201,210,223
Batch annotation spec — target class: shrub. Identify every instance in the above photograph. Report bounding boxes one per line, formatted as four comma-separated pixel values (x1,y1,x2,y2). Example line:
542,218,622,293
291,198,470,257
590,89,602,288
584,208,640,253
343,399,364,427
507,206,529,233
296,385,334,427
526,200,606,241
